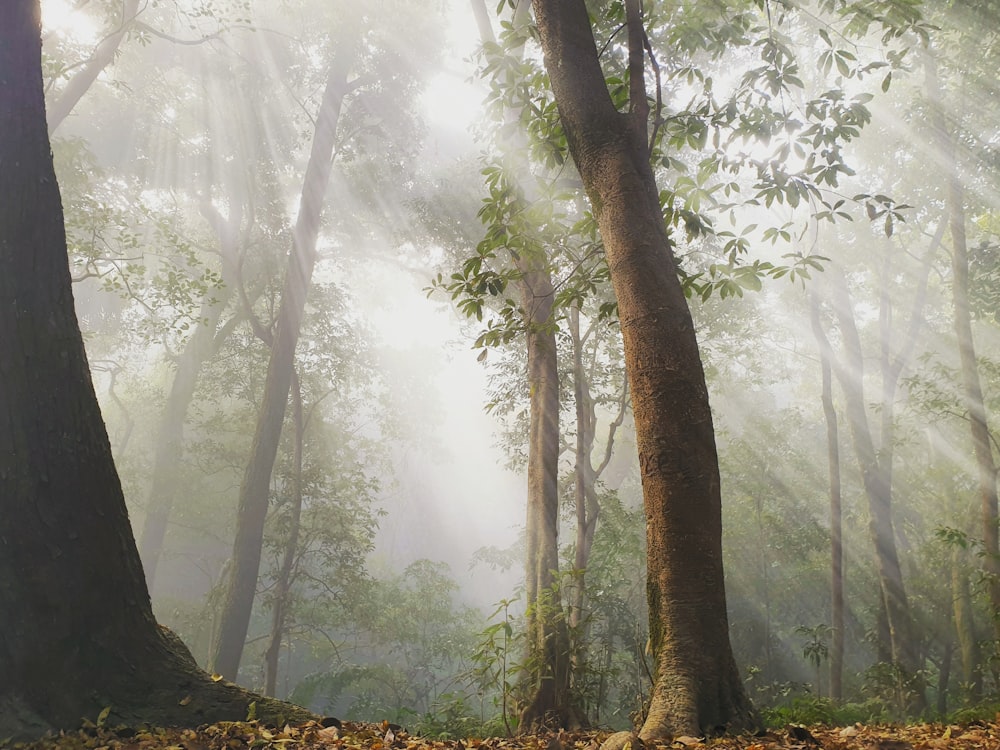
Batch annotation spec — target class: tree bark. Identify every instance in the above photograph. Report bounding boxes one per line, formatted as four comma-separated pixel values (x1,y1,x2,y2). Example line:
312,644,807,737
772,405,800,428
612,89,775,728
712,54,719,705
530,0,755,737
212,58,349,680
0,2,310,738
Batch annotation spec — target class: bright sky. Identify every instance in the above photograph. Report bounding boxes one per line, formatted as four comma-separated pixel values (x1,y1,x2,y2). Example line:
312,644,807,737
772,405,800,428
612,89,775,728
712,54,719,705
41,0,100,43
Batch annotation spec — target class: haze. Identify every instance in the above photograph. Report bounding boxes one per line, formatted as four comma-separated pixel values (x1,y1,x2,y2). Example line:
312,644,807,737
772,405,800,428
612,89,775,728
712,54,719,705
37,0,1000,733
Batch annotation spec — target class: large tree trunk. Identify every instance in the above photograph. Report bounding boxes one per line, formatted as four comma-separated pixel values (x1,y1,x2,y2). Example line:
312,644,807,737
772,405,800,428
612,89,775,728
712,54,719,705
530,0,755,737
0,3,309,738
212,58,349,680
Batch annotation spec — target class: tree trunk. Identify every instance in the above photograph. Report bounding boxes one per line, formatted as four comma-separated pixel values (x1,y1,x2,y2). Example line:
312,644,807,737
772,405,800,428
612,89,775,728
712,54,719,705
47,0,140,134
952,537,982,700
530,0,755,737
923,48,1000,652
0,3,310,738
819,268,923,702
468,0,576,727
264,371,305,697
810,295,844,701
566,303,626,706
139,202,241,589
212,58,349,680
947,177,1000,648
516,261,572,731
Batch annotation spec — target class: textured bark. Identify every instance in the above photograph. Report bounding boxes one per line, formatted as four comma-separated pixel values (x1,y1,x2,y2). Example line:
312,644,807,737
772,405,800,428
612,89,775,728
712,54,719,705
530,0,755,737
213,59,349,680
0,3,311,738
809,296,843,701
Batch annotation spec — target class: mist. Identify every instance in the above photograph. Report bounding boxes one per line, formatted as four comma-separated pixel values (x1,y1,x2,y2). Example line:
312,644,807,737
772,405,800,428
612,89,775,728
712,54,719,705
39,0,1000,733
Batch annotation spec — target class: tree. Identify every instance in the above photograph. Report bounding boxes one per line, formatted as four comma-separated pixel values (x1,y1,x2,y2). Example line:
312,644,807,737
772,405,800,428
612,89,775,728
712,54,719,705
0,1,308,737
212,52,351,679
529,0,756,738
809,295,844,700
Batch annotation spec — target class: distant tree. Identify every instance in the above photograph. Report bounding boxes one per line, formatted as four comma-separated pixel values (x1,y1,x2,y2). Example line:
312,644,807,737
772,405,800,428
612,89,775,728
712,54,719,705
0,0,307,737
212,53,350,679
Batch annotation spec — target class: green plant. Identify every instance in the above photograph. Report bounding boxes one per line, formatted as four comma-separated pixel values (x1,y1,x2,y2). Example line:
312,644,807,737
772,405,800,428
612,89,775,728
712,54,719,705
796,623,833,697
468,598,522,736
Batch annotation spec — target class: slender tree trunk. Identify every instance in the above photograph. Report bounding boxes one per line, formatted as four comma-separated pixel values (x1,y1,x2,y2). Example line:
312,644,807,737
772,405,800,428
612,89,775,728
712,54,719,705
212,59,349,680
937,641,953,715
947,178,1000,647
810,295,844,701
952,539,982,700
0,3,309,737
530,0,755,737
46,0,140,134
468,0,576,727
517,261,572,731
139,203,241,588
923,49,1000,651
565,305,627,720
820,269,923,704
568,305,599,646
264,371,305,697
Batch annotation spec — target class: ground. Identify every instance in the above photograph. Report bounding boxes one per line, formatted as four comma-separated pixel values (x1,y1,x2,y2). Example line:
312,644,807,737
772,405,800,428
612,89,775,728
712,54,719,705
4,718,1000,750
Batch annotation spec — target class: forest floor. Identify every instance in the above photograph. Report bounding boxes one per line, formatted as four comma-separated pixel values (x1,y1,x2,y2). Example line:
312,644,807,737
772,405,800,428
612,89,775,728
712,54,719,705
4,718,1000,750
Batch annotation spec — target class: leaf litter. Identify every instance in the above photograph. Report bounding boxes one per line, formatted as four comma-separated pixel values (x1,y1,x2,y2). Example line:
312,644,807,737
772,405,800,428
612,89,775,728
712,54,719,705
5,719,1000,750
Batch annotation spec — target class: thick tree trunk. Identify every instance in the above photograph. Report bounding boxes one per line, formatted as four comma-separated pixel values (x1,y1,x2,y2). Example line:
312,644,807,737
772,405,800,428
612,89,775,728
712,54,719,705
530,0,755,737
212,60,348,680
809,296,844,701
0,3,310,738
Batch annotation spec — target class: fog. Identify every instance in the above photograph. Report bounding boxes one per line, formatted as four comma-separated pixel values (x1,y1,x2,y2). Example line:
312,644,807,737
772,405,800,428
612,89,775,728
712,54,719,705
41,0,1000,733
